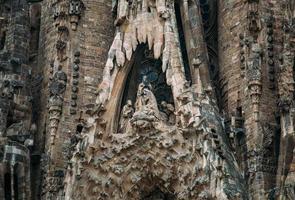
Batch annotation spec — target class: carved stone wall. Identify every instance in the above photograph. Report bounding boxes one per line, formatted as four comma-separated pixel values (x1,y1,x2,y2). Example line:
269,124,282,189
37,0,114,199
0,0,38,199
1,0,295,199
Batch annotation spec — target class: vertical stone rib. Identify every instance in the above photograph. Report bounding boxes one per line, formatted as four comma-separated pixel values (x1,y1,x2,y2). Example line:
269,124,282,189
0,164,4,200
180,0,211,91
275,1,295,198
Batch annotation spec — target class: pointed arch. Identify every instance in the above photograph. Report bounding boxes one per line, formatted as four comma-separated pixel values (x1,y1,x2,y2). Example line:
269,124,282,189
104,44,174,134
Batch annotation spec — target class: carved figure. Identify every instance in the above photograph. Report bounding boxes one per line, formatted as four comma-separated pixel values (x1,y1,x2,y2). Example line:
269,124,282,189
48,66,67,144
49,66,67,95
160,101,175,124
131,76,162,130
48,95,63,144
69,0,84,30
247,43,262,121
69,130,83,157
135,76,158,112
247,43,262,81
119,99,134,133
176,83,204,130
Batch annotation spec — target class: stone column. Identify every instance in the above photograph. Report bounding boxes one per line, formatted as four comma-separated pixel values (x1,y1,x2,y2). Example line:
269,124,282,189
179,0,211,91
39,0,114,199
218,0,280,199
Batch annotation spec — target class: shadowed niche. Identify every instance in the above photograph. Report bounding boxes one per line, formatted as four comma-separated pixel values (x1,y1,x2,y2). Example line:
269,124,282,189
121,45,174,110
141,187,175,200
116,45,176,133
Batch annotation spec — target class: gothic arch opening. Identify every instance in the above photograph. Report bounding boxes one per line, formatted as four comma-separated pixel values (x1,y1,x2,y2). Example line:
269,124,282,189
4,171,11,200
121,45,174,111
117,45,175,133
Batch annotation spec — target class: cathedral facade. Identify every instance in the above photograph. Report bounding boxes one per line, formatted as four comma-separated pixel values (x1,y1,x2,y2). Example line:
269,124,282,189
0,0,295,199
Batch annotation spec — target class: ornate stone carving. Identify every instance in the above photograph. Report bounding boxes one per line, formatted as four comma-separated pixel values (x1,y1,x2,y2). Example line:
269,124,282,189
266,14,275,89
69,0,84,30
48,66,67,145
160,101,175,125
70,51,80,115
130,76,162,131
177,83,203,130
118,100,134,133
5,0,295,199
62,1,247,198
246,43,262,121
247,0,260,39
43,170,65,199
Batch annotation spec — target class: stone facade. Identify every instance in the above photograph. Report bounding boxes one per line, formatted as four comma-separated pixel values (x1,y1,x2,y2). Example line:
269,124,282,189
0,0,295,199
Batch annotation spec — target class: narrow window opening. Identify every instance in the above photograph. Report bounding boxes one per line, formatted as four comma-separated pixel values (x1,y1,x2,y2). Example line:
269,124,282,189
275,115,281,159
6,111,14,130
76,124,83,133
174,2,191,82
237,107,242,117
29,4,41,58
4,172,12,200
199,0,220,106
13,166,19,200
0,30,5,50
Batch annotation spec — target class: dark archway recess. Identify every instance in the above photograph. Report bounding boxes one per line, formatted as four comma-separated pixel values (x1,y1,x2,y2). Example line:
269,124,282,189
141,187,175,200
76,124,83,133
13,165,19,200
4,172,12,200
198,0,220,104
121,45,174,112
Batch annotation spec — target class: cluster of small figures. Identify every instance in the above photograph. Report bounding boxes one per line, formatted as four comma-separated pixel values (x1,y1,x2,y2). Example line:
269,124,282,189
119,76,175,133
118,76,203,133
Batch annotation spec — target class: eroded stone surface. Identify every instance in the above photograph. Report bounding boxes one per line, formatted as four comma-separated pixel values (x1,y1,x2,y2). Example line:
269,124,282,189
1,0,295,200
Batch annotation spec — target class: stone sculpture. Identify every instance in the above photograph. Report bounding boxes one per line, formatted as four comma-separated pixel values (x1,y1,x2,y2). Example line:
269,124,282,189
119,100,134,133
1,0,295,200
